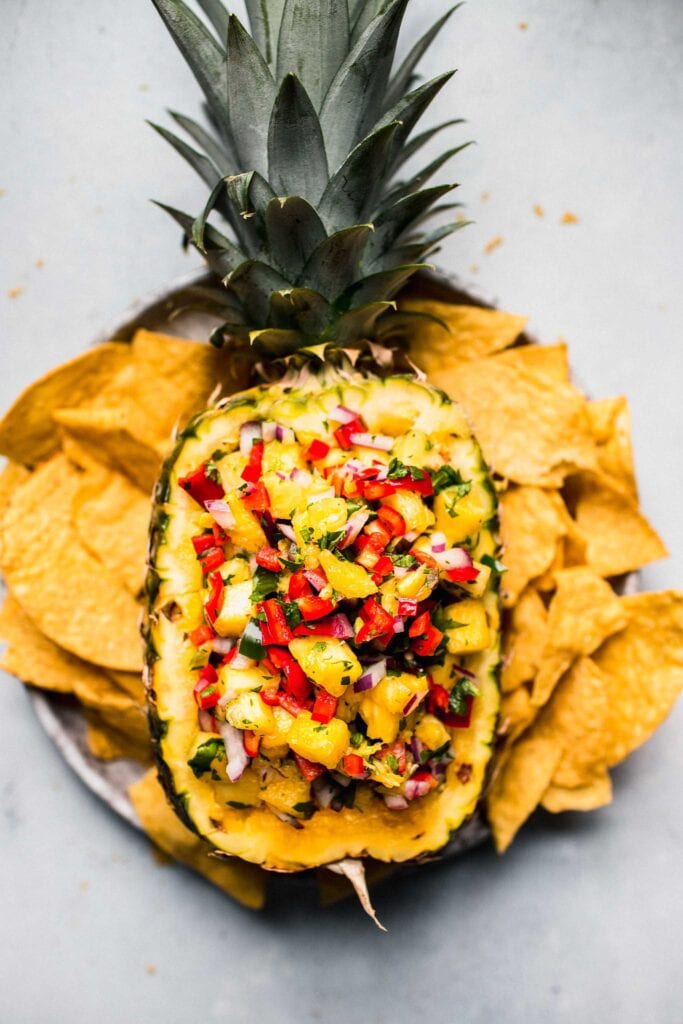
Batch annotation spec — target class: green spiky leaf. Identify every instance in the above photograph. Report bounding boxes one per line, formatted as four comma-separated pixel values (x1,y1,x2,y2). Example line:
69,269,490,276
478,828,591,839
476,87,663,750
276,0,349,110
265,196,327,278
226,15,277,176
301,225,373,300
268,75,329,203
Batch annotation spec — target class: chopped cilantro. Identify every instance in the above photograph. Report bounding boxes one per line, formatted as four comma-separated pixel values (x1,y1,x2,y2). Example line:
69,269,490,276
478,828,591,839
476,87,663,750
312,640,328,653
390,553,418,569
345,499,365,516
481,554,507,575
188,738,225,779
350,732,364,748
319,528,346,550
204,460,222,484
282,601,303,629
448,678,479,717
430,466,471,495
386,754,399,772
299,526,314,544
250,567,279,603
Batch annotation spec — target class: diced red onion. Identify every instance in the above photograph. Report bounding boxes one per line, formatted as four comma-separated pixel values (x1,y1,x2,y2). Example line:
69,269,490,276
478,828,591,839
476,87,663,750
312,776,336,809
307,488,336,506
197,709,216,733
403,693,418,715
432,546,473,570
384,794,409,811
393,565,411,579
218,722,249,782
261,421,278,442
276,424,295,443
392,617,405,635
354,659,387,693
404,530,418,543
275,470,287,481
339,509,370,549
404,776,434,800
330,405,359,425
330,770,352,788
397,598,418,616
290,467,312,486
348,432,394,452
410,737,424,763
304,569,327,592
276,521,297,542
345,459,365,476
239,421,262,455
204,499,236,530
453,663,476,680
303,613,354,640
431,532,447,554
211,636,235,655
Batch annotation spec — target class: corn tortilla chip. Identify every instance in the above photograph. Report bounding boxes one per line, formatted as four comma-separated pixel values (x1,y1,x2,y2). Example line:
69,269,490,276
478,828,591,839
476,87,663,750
499,487,569,606
487,736,562,852
543,657,611,788
72,466,151,596
0,461,30,520
55,407,163,492
568,471,667,577
0,343,131,464
489,343,570,382
587,396,637,498
128,769,266,909
0,592,100,695
592,592,683,766
502,587,548,692
75,671,150,749
402,301,527,373
441,360,598,486
542,772,612,813
85,713,152,764
531,569,629,707
107,669,146,703
0,455,142,672
498,685,539,743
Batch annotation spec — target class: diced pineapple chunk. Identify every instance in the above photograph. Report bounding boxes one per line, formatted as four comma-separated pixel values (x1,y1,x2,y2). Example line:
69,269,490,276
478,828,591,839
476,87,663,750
444,599,491,654
213,580,253,637
224,691,275,734
261,441,306,476
218,661,277,698
383,489,434,535
288,636,361,696
372,671,429,715
358,693,401,744
261,762,311,816
216,451,248,490
219,556,252,584
455,560,492,599
292,497,348,546
225,491,267,551
434,483,493,546
287,711,350,769
260,706,296,753
318,549,377,599
392,430,441,470
415,714,451,751
262,473,306,520
214,768,262,808
395,564,438,601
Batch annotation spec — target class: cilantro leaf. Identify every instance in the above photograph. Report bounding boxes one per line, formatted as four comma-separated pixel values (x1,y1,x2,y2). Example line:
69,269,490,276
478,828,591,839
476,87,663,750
481,554,507,575
188,738,225,778
250,567,279,603
448,678,479,717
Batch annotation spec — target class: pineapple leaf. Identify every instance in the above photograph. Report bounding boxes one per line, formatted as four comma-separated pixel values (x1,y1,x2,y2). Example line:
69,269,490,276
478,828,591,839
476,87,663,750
318,121,401,233
276,0,349,111
382,143,473,208
393,118,466,172
168,111,236,174
350,0,391,45
330,302,395,344
268,75,329,204
265,196,327,278
339,264,427,309
154,202,244,278
196,0,229,44
301,225,373,300
226,14,277,176
245,0,287,67
376,71,456,165
227,260,292,322
151,0,231,143
249,328,306,355
368,185,458,258
270,288,332,334
320,0,409,173
148,121,220,191
384,5,461,110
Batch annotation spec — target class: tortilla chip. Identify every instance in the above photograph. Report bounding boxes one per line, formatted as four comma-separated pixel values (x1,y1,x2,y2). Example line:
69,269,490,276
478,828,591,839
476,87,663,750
436,359,598,486
568,471,667,577
55,407,163,492
502,587,549,692
127,329,251,445
499,487,569,606
542,771,612,813
85,714,152,764
490,343,570,382
0,455,142,672
72,467,151,596
128,769,266,909
0,461,30,519
107,670,146,703
402,301,527,373
592,592,683,766
498,685,539,742
543,657,611,787
74,670,150,748
487,736,562,852
587,396,637,498
531,568,629,707
0,592,99,695
0,344,131,464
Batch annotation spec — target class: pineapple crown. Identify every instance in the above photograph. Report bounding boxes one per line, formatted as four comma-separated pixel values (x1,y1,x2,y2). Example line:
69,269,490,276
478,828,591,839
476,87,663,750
150,0,469,355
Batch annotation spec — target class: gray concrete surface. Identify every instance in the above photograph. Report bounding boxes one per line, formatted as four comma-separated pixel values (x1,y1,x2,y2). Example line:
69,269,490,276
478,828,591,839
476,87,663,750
1,1,682,1021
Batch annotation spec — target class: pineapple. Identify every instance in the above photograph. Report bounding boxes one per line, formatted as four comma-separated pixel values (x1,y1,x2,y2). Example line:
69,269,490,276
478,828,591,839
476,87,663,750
145,0,502,871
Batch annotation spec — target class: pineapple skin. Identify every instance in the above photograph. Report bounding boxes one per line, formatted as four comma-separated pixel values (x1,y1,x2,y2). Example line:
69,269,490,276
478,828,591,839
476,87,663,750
144,371,502,871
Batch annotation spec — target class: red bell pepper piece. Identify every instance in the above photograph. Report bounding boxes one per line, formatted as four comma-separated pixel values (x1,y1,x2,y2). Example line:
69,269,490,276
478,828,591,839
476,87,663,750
179,464,225,507
188,624,215,647
377,505,406,537
293,752,326,782
372,555,394,584
397,598,418,616
297,595,335,622
262,599,293,645
446,565,480,583
412,769,438,790
241,480,270,513
364,519,392,548
442,698,474,729
292,616,350,638
243,730,261,758
303,439,330,462
256,545,282,573
363,472,434,501
408,611,431,638
241,439,264,484
355,533,385,570
333,417,366,451
193,664,220,710
311,690,338,724
280,692,305,717
267,648,312,702
288,570,313,600
204,571,224,624
192,533,216,556
381,741,407,774
412,549,439,569
199,547,226,574
343,753,366,778
259,687,283,707
409,611,443,656
355,598,395,644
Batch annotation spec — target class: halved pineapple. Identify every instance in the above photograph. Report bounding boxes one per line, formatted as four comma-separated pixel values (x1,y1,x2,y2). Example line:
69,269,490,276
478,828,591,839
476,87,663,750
146,373,501,870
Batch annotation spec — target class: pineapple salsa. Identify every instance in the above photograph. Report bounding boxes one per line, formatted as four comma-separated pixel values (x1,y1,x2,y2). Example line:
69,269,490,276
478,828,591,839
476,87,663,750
156,378,502,828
